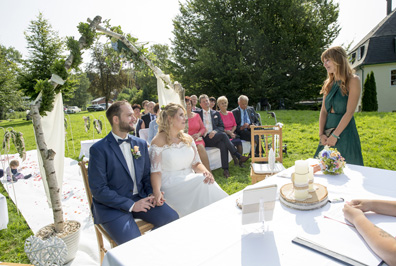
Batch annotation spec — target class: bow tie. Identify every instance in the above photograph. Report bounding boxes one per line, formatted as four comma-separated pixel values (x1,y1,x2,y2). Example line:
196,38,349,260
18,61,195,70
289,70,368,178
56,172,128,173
118,138,131,145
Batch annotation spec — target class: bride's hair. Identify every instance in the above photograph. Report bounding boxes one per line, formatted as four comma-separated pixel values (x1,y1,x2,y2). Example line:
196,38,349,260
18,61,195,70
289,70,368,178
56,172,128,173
320,46,355,96
157,103,192,146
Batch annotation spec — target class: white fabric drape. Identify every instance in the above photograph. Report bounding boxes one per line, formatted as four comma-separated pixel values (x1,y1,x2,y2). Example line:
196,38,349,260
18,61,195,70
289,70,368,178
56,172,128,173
35,93,65,207
156,74,181,107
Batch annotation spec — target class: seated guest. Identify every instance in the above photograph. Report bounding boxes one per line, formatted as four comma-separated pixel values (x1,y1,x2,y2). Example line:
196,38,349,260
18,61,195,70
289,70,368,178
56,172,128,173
132,104,145,138
195,94,249,178
141,100,149,115
147,103,161,144
149,103,227,217
343,199,396,265
185,96,211,172
190,95,201,111
88,100,178,245
141,101,156,128
217,96,244,167
209,96,217,110
232,95,261,142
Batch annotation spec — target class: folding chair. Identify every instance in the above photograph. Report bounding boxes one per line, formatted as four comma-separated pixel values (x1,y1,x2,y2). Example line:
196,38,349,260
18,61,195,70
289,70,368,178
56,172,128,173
78,161,154,264
250,125,286,184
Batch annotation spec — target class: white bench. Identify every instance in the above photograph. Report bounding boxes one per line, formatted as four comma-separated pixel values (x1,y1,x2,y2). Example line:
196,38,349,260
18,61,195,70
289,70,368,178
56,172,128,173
206,140,250,170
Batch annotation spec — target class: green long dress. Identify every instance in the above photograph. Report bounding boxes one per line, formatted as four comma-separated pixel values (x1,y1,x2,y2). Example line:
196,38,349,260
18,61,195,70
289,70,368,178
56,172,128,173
314,82,364,165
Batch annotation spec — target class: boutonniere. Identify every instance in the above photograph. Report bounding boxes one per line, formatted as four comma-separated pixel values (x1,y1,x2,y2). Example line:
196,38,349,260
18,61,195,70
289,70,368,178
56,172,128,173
214,115,218,119
131,145,142,159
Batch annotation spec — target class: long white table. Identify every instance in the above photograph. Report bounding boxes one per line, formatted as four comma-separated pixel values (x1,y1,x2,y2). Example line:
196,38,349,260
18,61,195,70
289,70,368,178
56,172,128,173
102,164,396,266
0,193,8,230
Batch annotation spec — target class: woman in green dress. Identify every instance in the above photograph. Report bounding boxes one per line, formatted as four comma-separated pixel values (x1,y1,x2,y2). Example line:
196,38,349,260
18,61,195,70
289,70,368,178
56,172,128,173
314,46,363,165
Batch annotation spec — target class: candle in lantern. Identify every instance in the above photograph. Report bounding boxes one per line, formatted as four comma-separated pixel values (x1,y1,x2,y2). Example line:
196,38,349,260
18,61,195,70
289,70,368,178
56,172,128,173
293,160,309,200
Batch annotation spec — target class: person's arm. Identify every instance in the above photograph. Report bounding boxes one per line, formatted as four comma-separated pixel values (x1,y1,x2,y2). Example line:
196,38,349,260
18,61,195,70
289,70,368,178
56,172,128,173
328,76,361,146
214,111,225,132
190,139,214,184
348,199,396,217
343,203,396,265
319,94,328,145
148,141,165,206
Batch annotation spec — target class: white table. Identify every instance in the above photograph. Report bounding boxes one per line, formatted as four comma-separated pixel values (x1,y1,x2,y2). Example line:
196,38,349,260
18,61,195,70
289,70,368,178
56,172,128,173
0,193,8,230
78,139,101,159
102,164,396,266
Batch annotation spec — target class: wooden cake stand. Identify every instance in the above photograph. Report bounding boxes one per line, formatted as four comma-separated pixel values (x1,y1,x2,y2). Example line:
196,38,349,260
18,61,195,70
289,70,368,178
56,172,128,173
280,183,328,211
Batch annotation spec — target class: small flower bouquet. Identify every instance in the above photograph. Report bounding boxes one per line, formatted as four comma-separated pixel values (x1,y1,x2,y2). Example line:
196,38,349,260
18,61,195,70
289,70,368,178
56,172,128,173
131,145,141,159
317,145,346,175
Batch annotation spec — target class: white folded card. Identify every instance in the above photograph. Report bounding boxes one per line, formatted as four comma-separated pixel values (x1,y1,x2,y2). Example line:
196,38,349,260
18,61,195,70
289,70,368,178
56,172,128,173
242,184,277,225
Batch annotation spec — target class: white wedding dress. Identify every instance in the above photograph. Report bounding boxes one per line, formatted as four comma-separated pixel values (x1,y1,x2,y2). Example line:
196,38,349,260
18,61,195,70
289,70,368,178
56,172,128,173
149,141,228,217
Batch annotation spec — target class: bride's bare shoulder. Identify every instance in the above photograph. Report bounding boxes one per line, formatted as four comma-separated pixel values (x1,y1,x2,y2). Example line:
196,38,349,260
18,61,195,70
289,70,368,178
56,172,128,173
151,132,167,147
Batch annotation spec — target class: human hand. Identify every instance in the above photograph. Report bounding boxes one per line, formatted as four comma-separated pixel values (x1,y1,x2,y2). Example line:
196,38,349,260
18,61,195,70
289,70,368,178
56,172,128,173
192,133,200,140
347,199,372,212
209,131,216,139
320,134,328,145
242,123,249,130
326,135,337,146
342,203,365,225
203,171,214,184
132,196,155,212
153,191,165,206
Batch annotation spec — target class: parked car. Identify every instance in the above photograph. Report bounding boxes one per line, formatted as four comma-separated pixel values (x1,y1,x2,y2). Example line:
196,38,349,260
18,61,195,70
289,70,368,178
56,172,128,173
66,106,81,114
99,103,112,110
87,104,105,112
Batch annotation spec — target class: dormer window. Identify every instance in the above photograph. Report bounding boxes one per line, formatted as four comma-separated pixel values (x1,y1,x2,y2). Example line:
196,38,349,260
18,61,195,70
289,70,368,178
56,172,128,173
351,53,356,64
358,46,365,60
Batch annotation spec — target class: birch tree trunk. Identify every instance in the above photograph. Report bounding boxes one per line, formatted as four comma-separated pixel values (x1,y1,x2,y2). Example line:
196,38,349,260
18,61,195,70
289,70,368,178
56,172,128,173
31,16,101,233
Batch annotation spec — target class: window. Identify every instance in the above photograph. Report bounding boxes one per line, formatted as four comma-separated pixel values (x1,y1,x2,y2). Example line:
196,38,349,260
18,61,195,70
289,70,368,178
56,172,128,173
350,53,356,64
391,69,396,86
358,46,365,60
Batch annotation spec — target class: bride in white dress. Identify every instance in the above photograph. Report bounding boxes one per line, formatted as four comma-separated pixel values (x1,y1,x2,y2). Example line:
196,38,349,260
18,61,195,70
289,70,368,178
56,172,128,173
149,103,228,217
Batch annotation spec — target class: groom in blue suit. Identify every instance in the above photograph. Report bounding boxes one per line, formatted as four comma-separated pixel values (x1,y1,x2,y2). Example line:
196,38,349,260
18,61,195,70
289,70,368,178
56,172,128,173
88,101,178,245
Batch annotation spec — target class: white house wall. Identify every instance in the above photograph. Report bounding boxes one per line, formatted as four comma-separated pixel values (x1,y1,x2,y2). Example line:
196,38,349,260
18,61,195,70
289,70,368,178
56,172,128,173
361,63,396,112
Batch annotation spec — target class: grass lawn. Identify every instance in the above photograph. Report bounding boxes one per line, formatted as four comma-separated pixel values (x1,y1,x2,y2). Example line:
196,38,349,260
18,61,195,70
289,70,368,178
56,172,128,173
1,110,396,263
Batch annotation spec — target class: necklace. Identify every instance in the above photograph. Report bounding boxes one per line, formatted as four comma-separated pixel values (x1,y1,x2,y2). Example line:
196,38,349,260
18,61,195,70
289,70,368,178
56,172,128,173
220,110,228,115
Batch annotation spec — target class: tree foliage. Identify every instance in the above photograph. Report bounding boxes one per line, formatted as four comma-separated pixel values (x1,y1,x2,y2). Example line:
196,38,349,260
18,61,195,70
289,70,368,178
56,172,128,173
0,45,23,120
172,0,340,108
86,41,128,106
362,71,378,111
63,73,91,108
19,13,65,100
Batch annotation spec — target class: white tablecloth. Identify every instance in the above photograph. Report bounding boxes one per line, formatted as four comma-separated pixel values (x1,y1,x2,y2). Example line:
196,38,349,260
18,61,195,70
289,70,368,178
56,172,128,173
102,164,396,266
0,193,8,230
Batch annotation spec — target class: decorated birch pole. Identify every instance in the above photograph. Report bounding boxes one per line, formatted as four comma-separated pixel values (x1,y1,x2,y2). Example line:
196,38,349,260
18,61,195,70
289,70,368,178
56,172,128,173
30,16,101,233
87,17,186,107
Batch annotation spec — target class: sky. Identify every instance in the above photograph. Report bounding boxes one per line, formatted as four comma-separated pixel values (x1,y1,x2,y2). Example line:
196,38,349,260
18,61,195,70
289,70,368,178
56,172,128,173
0,0,395,59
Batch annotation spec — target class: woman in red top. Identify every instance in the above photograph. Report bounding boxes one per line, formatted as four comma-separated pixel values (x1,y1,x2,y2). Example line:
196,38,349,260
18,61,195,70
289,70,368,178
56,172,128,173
217,96,244,167
186,96,211,172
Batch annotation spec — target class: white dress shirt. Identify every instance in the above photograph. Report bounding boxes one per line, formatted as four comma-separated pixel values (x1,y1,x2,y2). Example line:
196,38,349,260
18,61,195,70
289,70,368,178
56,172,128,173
202,109,213,133
111,132,138,212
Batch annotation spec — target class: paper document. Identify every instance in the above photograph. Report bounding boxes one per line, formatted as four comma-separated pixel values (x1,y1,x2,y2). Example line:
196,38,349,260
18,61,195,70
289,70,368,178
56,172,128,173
242,184,277,225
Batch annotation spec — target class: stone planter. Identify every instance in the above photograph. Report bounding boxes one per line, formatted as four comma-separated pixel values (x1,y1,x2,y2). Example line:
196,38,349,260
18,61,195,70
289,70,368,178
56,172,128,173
35,220,81,264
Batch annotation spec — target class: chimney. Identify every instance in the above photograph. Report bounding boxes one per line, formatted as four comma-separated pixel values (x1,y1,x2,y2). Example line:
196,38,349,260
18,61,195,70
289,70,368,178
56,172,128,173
387,0,392,15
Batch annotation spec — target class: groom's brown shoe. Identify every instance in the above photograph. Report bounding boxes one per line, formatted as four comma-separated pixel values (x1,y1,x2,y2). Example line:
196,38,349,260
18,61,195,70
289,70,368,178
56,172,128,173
223,169,230,178
239,155,249,164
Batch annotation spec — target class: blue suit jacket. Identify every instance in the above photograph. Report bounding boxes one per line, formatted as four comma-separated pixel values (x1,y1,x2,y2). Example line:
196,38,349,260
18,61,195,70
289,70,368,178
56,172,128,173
88,132,153,224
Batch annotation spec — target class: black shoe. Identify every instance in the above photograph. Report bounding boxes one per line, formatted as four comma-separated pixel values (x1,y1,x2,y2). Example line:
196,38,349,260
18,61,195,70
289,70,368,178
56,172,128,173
239,155,249,164
24,174,32,179
223,169,230,178
239,162,245,168
12,176,18,182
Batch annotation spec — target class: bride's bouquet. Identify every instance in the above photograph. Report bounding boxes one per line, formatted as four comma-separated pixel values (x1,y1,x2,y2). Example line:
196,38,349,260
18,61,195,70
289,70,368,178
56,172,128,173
317,145,346,175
